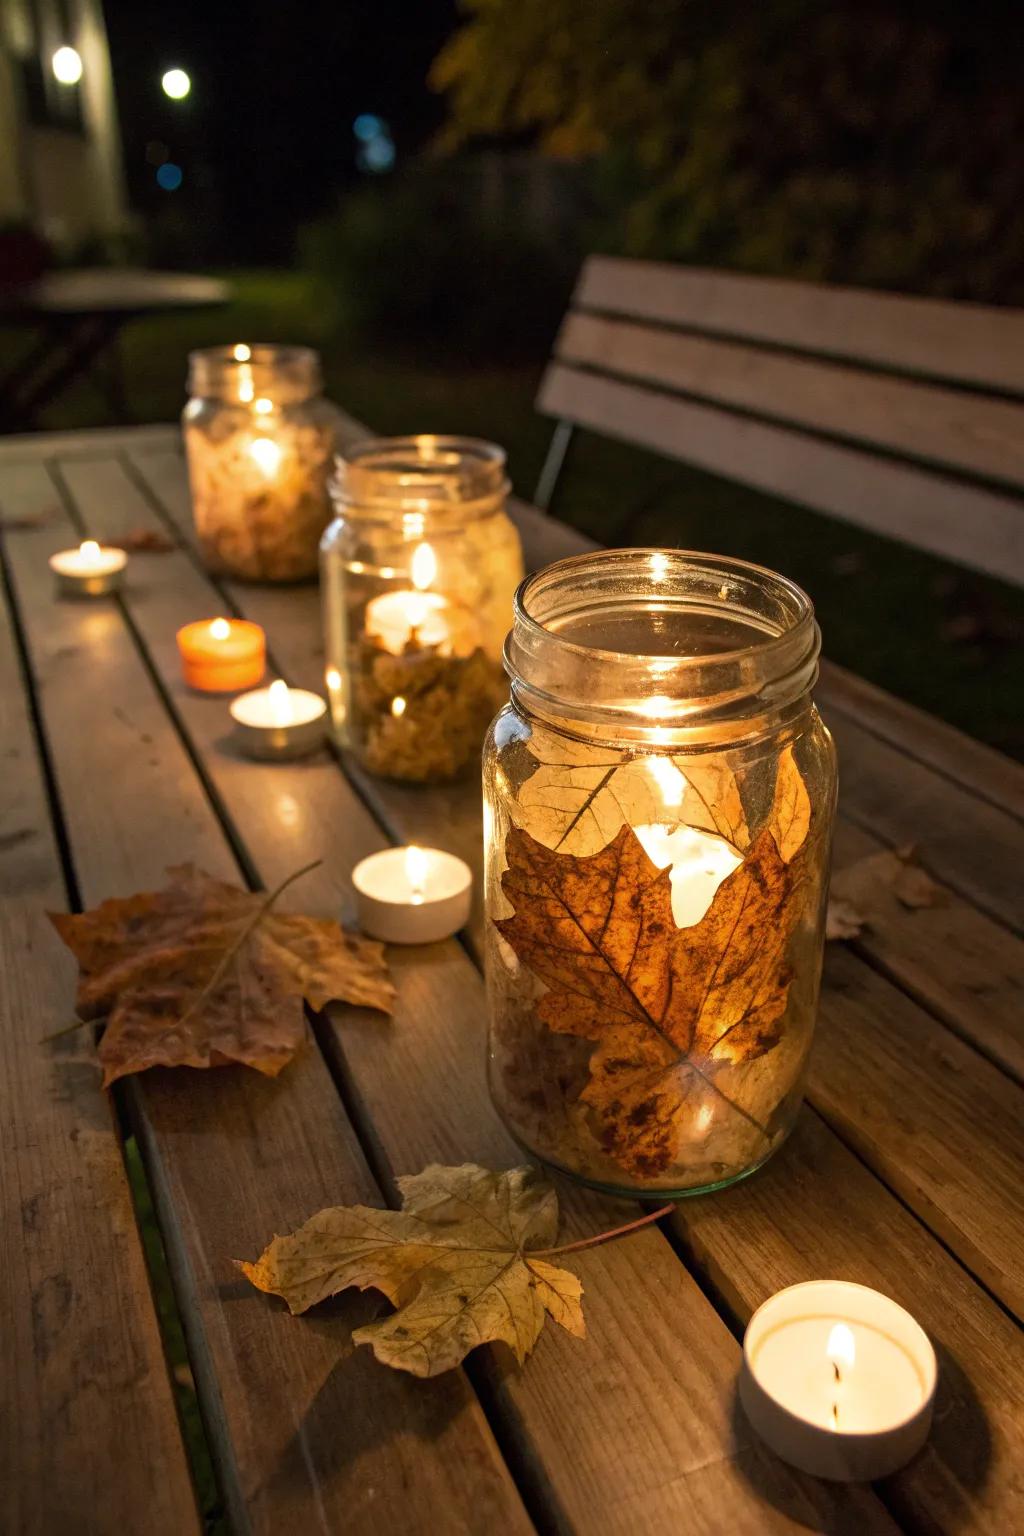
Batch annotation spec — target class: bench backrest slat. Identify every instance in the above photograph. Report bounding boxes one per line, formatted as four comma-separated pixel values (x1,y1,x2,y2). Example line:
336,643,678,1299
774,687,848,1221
576,256,1024,395
539,256,1024,585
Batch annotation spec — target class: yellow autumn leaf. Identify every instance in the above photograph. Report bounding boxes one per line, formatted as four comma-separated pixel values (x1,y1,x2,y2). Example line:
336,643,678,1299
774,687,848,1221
239,1162,585,1377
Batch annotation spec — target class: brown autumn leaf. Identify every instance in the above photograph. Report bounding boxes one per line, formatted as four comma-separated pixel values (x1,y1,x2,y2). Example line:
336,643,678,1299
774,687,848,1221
767,744,811,864
49,862,395,1086
515,729,749,855
239,1162,585,1377
497,823,803,1178
109,526,176,553
826,845,947,941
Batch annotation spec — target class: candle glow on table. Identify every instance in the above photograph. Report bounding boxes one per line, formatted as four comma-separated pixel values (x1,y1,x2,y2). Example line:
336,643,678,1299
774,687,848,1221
740,1281,937,1480
353,844,472,944
229,678,327,759
176,617,265,692
49,539,126,597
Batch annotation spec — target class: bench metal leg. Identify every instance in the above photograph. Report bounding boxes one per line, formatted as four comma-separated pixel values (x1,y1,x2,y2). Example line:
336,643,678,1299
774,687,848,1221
534,420,575,513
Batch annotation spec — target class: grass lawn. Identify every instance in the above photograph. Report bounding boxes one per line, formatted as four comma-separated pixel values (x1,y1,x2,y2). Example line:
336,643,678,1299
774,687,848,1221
7,268,1022,759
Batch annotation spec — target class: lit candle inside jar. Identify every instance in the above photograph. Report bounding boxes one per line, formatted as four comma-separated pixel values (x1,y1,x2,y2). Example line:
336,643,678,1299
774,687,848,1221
740,1281,937,1481
230,677,327,759
364,542,477,656
633,756,742,927
176,616,266,692
352,843,472,944
49,539,127,598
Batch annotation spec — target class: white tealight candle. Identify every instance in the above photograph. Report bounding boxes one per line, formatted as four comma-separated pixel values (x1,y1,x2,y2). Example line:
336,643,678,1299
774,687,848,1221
229,679,327,760
740,1281,937,1481
49,539,127,597
352,845,472,944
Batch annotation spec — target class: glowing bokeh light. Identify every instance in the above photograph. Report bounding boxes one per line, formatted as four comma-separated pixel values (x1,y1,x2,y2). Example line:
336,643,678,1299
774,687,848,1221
161,68,191,100
156,163,183,191
52,46,83,85
353,113,384,142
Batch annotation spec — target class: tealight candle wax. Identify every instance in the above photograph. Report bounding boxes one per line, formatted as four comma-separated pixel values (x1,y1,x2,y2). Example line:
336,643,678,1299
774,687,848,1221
230,678,327,759
177,617,266,693
353,844,472,944
49,539,127,597
740,1280,937,1481
363,542,479,657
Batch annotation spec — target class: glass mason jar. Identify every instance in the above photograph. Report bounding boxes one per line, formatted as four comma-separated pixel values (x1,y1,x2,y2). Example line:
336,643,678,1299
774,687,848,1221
321,435,525,782
182,344,344,581
483,549,837,1199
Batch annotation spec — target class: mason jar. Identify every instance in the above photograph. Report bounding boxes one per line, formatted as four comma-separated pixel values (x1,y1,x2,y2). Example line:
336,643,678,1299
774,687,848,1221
321,435,524,782
483,549,837,1198
182,344,344,581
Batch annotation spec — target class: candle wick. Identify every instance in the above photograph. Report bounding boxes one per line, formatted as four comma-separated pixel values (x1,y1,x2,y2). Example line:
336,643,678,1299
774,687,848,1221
832,1401,840,1431
833,1362,841,1384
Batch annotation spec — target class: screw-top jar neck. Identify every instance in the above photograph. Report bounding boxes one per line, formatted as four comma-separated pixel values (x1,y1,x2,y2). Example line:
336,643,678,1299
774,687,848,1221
506,549,821,748
187,345,321,404
330,435,510,527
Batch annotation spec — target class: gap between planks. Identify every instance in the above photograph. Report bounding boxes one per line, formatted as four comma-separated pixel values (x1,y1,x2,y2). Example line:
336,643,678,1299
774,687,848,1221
84,448,1024,1536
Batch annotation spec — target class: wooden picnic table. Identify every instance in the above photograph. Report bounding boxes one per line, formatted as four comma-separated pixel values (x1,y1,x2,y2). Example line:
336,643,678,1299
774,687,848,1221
0,271,229,431
1,420,1022,1536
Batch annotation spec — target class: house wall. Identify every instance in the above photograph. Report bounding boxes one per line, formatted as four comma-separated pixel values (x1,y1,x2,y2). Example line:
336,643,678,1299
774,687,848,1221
0,0,127,249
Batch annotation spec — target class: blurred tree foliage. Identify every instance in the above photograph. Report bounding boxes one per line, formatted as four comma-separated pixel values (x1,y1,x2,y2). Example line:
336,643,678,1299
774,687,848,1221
431,0,1024,302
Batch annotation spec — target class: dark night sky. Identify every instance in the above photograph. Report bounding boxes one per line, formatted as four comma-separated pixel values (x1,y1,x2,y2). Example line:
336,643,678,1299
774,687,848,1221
103,0,458,256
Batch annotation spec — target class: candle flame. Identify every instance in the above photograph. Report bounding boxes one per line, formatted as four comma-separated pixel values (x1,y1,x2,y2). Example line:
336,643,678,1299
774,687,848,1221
405,844,428,903
827,1323,856,1375
232,343,252,362
79,539,102,567
325,666,342,692
411,542,437,591
253,396,274,415
644,754,687,808
391,695,407,718
248,437,282,478
269,679,292,726
210,618,231,641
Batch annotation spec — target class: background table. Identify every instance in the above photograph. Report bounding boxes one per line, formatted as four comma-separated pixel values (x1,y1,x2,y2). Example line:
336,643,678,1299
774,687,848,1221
0,271,228,431
1,423,1022,1535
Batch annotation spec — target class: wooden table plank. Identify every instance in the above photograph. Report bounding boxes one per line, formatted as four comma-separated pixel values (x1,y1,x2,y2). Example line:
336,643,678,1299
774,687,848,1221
0,462,533,1536
832,820,1024,1084
66,446,898,1535
0,585,201,1533
115,437,1024,1530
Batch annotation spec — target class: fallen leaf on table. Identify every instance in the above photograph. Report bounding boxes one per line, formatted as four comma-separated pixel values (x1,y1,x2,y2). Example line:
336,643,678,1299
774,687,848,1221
109,526,176,553
497,822,803,1178
239,1162,586,1377
0,506,56,530
49,861,394,1086
827,845,947,941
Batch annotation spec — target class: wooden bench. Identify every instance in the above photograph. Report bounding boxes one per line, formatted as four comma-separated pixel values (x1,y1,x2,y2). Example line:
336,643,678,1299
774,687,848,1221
1,421,1023,1534
535,256,1024,586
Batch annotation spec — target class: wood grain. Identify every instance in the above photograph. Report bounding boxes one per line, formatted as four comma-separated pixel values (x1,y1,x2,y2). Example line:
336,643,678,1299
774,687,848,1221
108,447,897,1533
575,255,1024,396
673,1109,1024,1535
538,363,1024,585
0,571,201,1536
832,820,1024,1084
121,435,1024,1530
557,310,1024,491
1,460,532,1536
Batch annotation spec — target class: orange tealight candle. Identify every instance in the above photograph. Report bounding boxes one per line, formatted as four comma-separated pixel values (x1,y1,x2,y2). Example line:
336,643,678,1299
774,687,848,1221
176,617,265,692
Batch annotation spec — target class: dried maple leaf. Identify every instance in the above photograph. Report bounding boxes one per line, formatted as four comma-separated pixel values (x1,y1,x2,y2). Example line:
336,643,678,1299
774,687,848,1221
497,824,803,1177
239,1162,585,1377
767,744,811,864
49,862,395,1086
110,527,176,553
827,844,947,941
515,731,749,855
